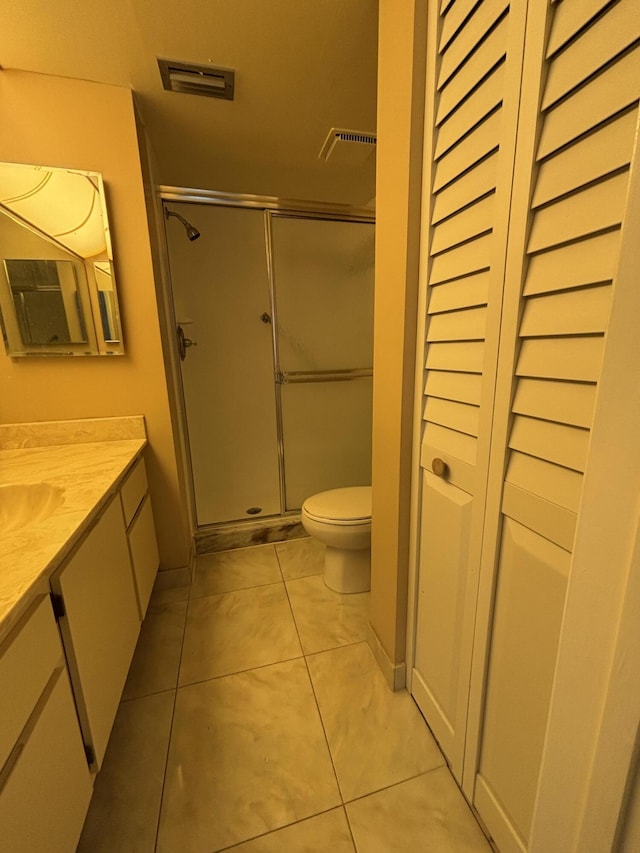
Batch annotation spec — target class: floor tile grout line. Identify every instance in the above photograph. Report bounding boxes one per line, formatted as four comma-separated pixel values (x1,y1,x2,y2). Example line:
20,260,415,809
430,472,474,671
190,578,283,599
172,637,372,692
343,803,360,852
301,651,349,803
281,563,348,807
152,583,190,853
212,805,351,853
189,577,286,603
342,764,448,808
120,685,178,704
176,650,307,689
189,544,282,598
299,642,448,819
273,542,286,583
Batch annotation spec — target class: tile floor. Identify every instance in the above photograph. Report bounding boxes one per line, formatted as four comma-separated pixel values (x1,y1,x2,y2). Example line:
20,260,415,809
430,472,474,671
77,538,492,853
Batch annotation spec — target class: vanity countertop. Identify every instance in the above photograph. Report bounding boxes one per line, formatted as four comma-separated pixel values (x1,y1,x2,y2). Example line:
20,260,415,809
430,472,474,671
0,418,147,644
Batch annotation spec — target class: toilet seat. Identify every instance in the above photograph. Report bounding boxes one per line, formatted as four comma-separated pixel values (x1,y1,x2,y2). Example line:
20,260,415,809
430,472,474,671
302,486,371,526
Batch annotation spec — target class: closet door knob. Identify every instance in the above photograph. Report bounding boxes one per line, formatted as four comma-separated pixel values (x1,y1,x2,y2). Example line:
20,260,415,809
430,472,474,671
432,457,449,478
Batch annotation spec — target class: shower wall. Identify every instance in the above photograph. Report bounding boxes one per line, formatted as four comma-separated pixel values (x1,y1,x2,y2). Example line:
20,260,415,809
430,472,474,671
164,199,375,528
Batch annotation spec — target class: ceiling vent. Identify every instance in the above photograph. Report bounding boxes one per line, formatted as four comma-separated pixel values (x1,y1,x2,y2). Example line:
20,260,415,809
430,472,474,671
158,58,235,100
319,128,377,166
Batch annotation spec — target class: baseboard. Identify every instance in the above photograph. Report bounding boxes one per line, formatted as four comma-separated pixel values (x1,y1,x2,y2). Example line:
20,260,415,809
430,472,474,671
367,623,407,691
154,542,195,590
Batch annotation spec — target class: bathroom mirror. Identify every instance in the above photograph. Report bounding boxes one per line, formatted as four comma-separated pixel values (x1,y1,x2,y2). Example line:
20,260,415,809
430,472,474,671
0,161,124,356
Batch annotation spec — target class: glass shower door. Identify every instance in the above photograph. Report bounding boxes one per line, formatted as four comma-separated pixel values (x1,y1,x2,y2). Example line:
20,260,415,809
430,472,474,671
166,203,281,526
270,214,375,510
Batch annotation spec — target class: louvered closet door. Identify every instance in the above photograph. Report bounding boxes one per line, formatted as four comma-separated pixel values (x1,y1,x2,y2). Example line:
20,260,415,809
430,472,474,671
410,0,527,781
469,2,640,851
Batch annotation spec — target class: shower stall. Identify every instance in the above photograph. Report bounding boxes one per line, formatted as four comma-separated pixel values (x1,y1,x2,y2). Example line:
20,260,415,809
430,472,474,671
162,191,375,531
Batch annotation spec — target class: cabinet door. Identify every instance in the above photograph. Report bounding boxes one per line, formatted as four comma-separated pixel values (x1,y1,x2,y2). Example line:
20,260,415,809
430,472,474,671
468,1,640,850
410,0,527,781
0,666,93,853
53,495,140,769
128,493,160,618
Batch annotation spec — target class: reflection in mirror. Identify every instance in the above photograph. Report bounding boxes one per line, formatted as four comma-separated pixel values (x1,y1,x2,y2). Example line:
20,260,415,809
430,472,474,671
0,162,124,356
4,259,88,345
94,261,121,343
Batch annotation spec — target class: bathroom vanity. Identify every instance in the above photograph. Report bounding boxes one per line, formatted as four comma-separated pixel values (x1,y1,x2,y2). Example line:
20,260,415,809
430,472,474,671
0,417,159,852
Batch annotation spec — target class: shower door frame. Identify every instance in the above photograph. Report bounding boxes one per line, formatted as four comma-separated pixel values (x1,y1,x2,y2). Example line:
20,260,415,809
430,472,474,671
158,186,374,531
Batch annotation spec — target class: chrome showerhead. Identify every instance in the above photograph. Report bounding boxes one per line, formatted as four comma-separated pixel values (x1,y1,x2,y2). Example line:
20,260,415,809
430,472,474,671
165,207,201,241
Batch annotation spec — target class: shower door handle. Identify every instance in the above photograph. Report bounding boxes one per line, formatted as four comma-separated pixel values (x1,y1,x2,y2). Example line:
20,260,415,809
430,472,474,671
177,325,198,361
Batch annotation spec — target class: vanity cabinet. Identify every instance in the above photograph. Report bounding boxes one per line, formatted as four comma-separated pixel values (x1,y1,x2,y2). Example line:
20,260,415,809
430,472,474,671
0,595,93,852
120,456,159,619
51,493,141,771
0,444,161,850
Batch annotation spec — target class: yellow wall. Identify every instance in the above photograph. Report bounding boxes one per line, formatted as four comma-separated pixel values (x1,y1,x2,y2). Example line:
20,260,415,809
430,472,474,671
0,69,191,571
370,0,427,666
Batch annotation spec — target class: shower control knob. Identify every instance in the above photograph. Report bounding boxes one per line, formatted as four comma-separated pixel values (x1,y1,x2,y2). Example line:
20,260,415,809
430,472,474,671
177,324,198,361
432,457,449,478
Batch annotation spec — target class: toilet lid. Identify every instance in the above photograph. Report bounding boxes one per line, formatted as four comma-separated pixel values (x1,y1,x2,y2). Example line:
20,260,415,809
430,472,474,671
303,486,371,523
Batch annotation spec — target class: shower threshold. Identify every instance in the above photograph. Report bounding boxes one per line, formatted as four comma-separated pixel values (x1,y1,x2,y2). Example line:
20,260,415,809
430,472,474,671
195,513,306,555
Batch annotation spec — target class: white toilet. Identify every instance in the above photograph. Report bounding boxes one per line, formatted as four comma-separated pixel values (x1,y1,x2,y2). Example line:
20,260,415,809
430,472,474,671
301,486,372,593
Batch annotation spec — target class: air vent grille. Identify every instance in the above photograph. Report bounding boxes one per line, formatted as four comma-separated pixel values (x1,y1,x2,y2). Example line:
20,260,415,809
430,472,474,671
319,128,377,165
158,58,235,100
335,131,377,145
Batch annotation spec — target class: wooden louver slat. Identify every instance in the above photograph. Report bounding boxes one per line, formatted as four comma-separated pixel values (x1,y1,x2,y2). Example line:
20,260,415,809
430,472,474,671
537,46,640,160
433,110,501,192
523,230,620,296
532,109,637,208
509,416,590,473
425,341,485,373
516,337,605,383
432,154,498,223
527,171,629,253
512,378,596,429
424,397,481,437
439,0,481,54
436,17,509,124
435,65,505,159
426,305,487,341
425,370,483,406
428,271,490,313
430,195,494,255
438,0,509,90
546,0,612,57
542,0,640,111
519,285,612,337
429,233,493,285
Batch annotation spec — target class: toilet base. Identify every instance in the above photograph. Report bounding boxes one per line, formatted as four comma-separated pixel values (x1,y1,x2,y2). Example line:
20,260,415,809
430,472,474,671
324,546,371,594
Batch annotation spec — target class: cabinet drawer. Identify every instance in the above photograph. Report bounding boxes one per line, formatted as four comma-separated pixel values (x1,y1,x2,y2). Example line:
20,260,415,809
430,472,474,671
129,494,160,618
0,666,93,853
0,596,62,772
120,456,148,528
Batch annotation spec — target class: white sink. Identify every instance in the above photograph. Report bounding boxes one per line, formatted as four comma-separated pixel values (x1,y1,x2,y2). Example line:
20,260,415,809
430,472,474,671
0,483,65,533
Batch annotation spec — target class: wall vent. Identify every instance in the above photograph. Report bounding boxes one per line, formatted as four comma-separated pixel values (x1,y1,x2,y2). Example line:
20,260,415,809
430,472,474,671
319,128,377,165
158,58,235,100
